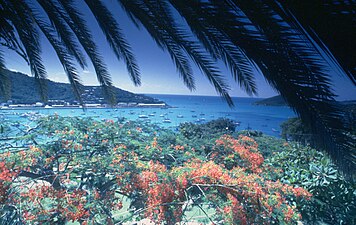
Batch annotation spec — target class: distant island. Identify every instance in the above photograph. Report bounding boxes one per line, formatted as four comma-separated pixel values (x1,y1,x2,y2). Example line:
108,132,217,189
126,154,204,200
254,95,356,109
254,95,287,106
0,70,166,108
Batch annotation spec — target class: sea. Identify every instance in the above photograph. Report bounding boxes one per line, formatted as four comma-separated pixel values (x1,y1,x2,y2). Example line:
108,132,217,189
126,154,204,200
0,94,295,137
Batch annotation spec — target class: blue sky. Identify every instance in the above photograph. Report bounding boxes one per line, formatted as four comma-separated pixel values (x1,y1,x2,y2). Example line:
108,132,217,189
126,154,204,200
4,1,356,100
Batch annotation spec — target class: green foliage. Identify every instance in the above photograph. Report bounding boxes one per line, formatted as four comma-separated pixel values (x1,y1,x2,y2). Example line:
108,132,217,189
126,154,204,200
280,117,312,144
0,205,22,225
0,116,313,224
0,117,354,224
179,118,236,155
281,108,356,143
264,142,356,225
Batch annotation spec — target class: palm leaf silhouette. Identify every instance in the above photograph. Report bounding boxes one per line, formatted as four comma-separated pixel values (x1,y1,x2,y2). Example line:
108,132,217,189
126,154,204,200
0,50,11,99
4,0,48,101
35,17,84,105
58,0,116,104
84,0,141,86
36,0,88,69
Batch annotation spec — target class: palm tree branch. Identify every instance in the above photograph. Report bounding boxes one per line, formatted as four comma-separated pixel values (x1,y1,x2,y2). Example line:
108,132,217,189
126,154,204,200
34,15,84,105
6,0,48,101
57,0,116,104
0,49,11,100
0,13,28,63
170,0,258,96
36,0,88,69
224,0,355,172
122,0,233,105
281,0,356,85
84,0,141,86
118,0,195,91
144,0,222,92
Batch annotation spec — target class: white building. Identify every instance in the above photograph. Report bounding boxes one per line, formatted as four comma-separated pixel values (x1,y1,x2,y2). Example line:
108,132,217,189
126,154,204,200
34,102,44,107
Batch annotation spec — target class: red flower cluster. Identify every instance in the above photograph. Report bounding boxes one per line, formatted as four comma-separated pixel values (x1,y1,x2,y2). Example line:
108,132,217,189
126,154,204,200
134,161,183,224
214,135,264,172
223,193,247,225
19,184,89,223
0,161,15,182
173,157,311,224
0,161,17,204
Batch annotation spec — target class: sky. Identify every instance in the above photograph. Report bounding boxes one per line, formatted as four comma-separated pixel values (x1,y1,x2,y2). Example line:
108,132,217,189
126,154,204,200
3,1,356,100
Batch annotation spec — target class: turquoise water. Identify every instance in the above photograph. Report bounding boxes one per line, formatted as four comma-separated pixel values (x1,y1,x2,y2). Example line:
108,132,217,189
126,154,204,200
0,94,295,137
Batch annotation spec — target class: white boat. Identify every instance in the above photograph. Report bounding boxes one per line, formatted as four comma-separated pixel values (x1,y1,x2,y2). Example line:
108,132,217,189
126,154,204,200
149,113,155,117
138,115,149,118
163,118,171,123
177,115,184,118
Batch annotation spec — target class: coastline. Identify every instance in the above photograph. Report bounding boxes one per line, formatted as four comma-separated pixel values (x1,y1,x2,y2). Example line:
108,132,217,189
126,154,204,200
0,103,171,110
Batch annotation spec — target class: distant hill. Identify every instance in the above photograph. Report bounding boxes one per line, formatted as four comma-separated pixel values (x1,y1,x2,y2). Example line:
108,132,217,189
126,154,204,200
0,70,164,105
254,95,287,106
255,95,356,108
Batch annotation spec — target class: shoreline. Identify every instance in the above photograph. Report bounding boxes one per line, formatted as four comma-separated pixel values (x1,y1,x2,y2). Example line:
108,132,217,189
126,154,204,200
0,103,172,110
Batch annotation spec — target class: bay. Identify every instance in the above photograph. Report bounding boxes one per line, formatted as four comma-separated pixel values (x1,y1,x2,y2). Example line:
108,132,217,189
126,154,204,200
0,94,295,137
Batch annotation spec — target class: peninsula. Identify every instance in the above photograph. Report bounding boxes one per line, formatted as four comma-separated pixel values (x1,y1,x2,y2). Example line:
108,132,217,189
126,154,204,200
0,70,166,108
254,95,287,106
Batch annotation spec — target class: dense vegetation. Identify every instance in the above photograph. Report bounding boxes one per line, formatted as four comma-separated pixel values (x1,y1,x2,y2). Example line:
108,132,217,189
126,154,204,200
1,117,354,224
281,107,356,146
0,70,163,105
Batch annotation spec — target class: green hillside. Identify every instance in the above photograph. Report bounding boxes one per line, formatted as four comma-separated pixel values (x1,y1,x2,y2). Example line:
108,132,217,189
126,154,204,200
0,70,164,105
254,95,287,106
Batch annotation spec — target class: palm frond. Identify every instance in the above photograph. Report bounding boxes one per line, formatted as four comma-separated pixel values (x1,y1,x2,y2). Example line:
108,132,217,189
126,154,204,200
0,9,28,63
34,15,84,105
145,0,233,104
0,49,11,100
6,0,48,102
170,0,258,96
120,0,233,105
84,0,141,86
221,0,355,172
166,0,354,172
119,0,195,92
281,0,356,84
168,1,221,60
58,0,115,104
36,0,87,69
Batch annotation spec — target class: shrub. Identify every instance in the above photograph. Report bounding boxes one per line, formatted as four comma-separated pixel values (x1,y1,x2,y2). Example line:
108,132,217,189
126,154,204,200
264,142,356,224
